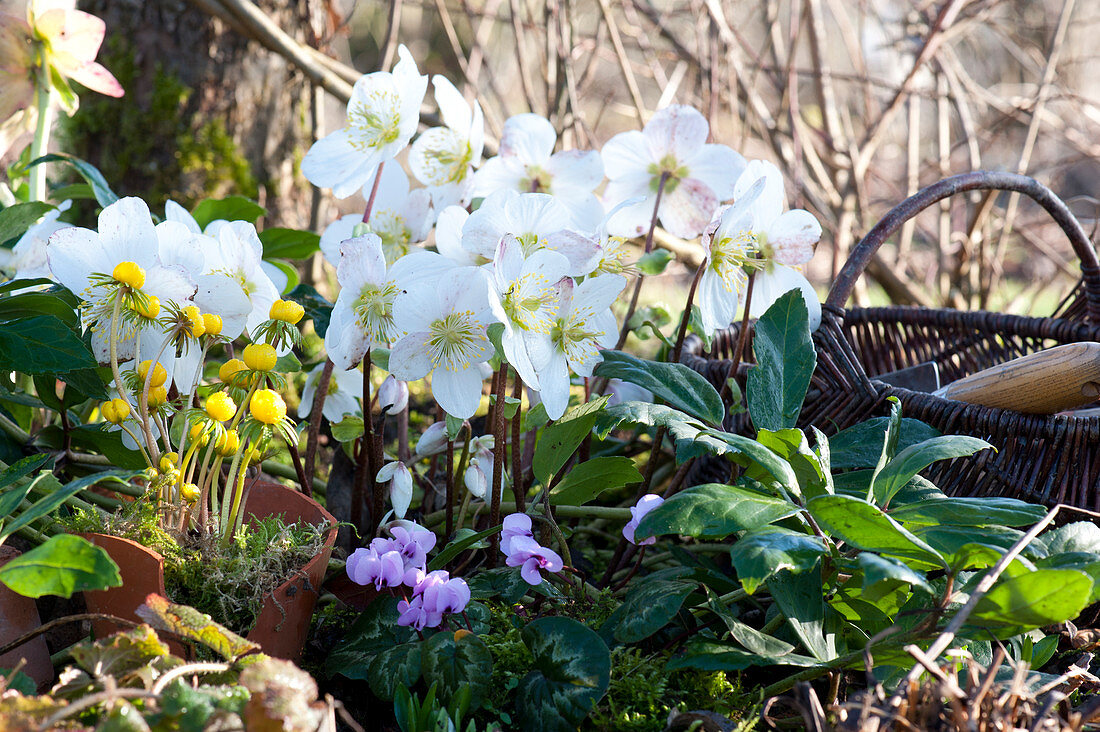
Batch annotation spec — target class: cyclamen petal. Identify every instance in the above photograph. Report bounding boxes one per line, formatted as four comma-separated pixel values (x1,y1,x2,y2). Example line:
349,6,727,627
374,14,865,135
623,494,664,546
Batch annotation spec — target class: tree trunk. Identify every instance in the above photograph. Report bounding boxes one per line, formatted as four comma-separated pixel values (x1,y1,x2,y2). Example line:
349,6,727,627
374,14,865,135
64,0,335,228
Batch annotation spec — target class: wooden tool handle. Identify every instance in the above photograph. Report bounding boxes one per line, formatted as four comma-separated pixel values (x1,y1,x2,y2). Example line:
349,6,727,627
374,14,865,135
936,343,1100,414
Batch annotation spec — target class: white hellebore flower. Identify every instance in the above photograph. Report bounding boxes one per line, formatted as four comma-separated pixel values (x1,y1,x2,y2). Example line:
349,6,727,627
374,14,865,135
415,421,449,458
378,374,409,415
732,160,823,330
462,435,495,499
319,165,434,267
299,361,365,422
602,104,745,239
433,205,477,266
472,113,605,232
486,234,569,390
461,190,598,277
389,267,496,419
302,44,428,198
324,233,454,370
46,197,195,365
377,461,413,519
696,178,762,337
409,75,484,209
6,199,72,281
532,274,625,420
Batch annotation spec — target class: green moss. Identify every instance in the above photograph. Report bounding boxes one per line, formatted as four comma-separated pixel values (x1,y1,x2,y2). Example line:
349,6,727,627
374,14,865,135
177,118,257,200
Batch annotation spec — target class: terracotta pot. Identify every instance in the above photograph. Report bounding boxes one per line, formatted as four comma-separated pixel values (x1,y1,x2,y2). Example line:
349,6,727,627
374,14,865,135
81,480,337,661
0,546,54,690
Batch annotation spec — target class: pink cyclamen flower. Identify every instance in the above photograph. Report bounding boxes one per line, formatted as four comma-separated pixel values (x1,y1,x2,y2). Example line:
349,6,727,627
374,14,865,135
346,547,405,590
397,569,470,630
500,512,533,555
505,535,564,586
623,494,665,546
388,522,437,568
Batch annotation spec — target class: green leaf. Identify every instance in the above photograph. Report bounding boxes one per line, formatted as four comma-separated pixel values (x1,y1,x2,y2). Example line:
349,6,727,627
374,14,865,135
30,154,118,207
273,351,301,373
667,641,820,671
593,401,728,463
889,497,1048,528
868,398,903,502
0,278,55,296
729,526,825,594
467,567,529,603
611,568,695,643
594,350,724,425
2,470,135,541
0,202,54,244
421,631,492,710
700,429,801,492
549,456,641,506
533,396,609,485
766,564,836,661
427,525,502,570
915,525,1049,562
326,597,417,679
0,290,79,326
285,284,333,337
1036,553,1100,603
445,414,464,440
635,482,798,540
0,534,121,598
807,494,946,569
191,196,266,228
0,454,51,517
259,227,321,259
636,249,673,275
265,259,298,294
0,315,97,374
969,569,1093,630
58,368,108,400
756,428,828,497
746,290,816,431
872,435,992,506
515,617,611,732
828,417,941,469
857,552,933,595
705,588,798,657
1043,522,1100,554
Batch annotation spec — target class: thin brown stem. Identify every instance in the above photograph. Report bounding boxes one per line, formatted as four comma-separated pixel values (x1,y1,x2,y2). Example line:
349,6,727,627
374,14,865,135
488,365,508,564
362,161,385,223
671,265,705,363
286,440,310,497
510,371,525,512
722,272,756,402
303,358,333,485
613,171,670,352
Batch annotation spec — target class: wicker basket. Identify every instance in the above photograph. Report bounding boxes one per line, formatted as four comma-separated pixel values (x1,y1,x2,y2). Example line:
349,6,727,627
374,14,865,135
683,171,1100,508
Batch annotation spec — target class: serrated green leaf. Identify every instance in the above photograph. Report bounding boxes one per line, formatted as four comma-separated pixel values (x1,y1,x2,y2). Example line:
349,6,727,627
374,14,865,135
594,350,724,425
549,456,641,506
0,291,79,326
747,290,815,431
636,249,673,275
0,202,54,244
330,415,364,443
635,482,798,540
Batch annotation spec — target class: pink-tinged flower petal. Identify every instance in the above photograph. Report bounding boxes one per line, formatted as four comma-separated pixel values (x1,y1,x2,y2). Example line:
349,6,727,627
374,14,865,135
767,209,821,267
499,113,557,162
643,105,708,161
685,144,745,202
603,189,653,239
35,9,104,63
66,60,123,97
625,494,664,546
659,178,718,239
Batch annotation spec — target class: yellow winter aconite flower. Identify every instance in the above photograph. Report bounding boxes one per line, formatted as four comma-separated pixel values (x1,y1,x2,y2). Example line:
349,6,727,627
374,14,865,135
111,260,145,289
147,385,168,408
182,305,205,337
134,295,160,319
215,429,240,457
269,299,305,325
180,482,200,502
249,389,286,425
202,313,223,336
219,358,247,384
137,359,167,388
159,452,179,473
242,343,277,372
205,392,237,422
101,398,130,424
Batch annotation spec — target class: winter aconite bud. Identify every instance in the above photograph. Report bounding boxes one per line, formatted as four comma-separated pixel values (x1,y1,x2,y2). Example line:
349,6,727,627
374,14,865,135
147,386,169,408
137,360,167,388
249,389,286,425
269,299,305,325
180,482,200,502
112,261,145,289
202,313,223,336
159,453,179,473
101,398,130,424
182,305,205,337
243,343,277,372
219,358,247,384
205,392,237,422
216,429,240,457
134,295,160,319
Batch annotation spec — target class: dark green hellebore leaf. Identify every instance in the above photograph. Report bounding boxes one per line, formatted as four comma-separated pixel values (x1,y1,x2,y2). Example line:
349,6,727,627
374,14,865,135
594,350,724,425
888,497,1047,528
766,564,836,661
729,526,825,595
807,494,946,570
969,569,1093,630
828,417,940,470
191,196,266,228
872,435,992,506
550,456,641,506
746,290,815,431
857,552,933,595
30,153,118,207
0,534,121,598
0,202,54,245
533,396,609,485
259,227,321,259
0,315,96,374
285,284,333,337
635,482,798,541
514,617,611,732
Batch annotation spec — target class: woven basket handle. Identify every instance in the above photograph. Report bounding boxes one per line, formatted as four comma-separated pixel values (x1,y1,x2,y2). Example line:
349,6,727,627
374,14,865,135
825,171,1100,321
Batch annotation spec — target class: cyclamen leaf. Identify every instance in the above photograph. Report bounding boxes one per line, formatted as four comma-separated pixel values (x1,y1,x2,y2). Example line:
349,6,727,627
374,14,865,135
421,631,492,709
515,617,611,732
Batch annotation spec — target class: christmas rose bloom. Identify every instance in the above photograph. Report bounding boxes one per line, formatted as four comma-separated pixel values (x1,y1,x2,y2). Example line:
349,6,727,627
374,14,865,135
409,75,484,209
298,361,364,423
601,104,745,239
377,460,413,518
